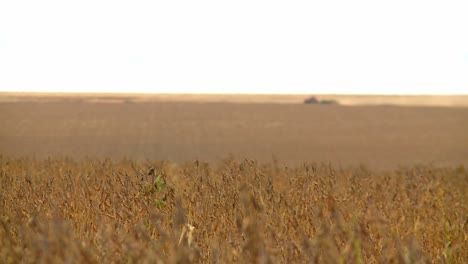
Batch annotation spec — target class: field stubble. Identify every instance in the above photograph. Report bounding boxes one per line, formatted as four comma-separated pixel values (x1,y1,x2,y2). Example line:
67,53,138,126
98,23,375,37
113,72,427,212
1,157,467,263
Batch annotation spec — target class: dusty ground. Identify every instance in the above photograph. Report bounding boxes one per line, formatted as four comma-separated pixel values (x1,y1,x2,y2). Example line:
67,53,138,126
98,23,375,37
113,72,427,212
1,93,467,169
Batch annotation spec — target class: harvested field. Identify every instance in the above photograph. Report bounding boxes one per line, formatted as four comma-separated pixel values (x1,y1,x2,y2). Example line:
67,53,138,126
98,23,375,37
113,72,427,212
0,157,466,263
1,99,468,169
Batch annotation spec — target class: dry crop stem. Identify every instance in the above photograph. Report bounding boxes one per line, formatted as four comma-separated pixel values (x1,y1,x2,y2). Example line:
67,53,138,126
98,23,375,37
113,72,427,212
0,156,467,263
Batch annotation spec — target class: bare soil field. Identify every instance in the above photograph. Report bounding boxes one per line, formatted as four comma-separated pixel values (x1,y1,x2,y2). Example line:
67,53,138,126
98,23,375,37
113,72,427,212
0,94,467,168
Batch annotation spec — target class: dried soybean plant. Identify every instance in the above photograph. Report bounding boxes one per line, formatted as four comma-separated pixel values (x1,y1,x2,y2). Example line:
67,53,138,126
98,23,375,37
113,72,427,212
1,156,467,263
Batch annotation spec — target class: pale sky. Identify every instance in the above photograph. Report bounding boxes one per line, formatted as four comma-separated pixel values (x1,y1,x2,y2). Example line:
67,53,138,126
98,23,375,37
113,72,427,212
0,0,467,95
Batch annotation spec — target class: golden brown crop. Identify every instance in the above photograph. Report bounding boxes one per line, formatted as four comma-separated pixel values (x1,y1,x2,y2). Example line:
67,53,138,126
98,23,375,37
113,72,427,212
1,156,467,263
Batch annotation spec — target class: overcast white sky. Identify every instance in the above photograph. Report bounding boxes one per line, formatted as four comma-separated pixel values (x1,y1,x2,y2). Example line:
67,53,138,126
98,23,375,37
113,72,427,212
0,0,467,95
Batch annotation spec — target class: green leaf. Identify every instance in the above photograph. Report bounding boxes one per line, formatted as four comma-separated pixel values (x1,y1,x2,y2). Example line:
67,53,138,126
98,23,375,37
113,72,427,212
154,174,167,191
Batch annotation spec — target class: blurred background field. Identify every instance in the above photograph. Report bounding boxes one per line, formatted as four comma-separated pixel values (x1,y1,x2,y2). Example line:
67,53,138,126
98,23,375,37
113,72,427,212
1,93,467,169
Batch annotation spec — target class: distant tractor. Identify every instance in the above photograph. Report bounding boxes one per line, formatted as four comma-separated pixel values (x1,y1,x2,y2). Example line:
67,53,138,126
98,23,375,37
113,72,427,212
304,96,319,104
304,96,338,105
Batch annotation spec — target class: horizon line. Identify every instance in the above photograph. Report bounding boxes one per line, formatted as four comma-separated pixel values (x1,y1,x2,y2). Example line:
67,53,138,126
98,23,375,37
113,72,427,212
1,91,467,96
